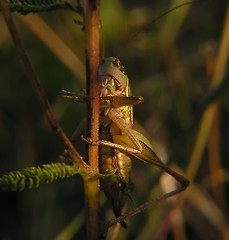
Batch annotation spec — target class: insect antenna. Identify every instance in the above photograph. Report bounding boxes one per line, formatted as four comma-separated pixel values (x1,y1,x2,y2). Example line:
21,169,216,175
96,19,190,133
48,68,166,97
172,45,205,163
116,0,198,57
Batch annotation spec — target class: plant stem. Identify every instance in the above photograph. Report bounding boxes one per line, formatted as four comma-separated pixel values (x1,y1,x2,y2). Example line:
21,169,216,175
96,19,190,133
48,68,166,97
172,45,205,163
83,0,101,239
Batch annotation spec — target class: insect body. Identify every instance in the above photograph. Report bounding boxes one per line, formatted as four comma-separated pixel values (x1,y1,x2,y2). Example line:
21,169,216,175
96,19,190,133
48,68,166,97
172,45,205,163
61,57,144,227
99,121,133,228
98,57,143,227
61,57,189,227
96,57,189,226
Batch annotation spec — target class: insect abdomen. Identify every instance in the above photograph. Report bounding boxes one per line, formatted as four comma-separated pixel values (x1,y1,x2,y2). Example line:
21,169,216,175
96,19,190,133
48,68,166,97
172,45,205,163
100,121,132,228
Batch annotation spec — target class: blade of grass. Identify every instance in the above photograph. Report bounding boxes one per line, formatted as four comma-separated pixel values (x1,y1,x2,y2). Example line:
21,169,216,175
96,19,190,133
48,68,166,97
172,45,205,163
155,5,229,239
17,14,86,82
186,5,229,180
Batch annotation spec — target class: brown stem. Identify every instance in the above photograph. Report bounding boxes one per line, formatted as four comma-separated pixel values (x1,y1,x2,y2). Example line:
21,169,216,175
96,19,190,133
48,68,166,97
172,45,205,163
83,0,101,239
0,0,87,170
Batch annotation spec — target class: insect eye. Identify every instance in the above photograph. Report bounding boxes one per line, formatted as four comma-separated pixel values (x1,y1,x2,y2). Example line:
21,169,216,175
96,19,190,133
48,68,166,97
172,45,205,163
113,58,120,67
120,66,126,75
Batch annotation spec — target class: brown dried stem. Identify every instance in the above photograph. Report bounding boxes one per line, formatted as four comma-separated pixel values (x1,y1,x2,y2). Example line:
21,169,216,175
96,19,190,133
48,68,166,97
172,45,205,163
83,0,101,239
0,0,87,171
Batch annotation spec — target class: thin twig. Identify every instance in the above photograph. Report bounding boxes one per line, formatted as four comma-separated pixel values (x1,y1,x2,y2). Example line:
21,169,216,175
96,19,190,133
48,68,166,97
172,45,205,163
0,0,87,170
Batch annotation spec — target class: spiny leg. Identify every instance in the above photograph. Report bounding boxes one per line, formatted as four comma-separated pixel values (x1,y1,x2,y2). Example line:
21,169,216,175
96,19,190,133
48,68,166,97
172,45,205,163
83,133,189,231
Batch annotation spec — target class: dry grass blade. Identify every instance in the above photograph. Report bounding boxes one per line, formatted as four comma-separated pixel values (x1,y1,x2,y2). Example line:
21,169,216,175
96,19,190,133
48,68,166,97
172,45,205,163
186,5,229,181
17,14,85,82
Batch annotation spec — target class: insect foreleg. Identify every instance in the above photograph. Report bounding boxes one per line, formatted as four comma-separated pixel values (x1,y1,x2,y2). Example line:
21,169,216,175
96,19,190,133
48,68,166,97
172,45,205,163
60,90,89,103
102,95,144,108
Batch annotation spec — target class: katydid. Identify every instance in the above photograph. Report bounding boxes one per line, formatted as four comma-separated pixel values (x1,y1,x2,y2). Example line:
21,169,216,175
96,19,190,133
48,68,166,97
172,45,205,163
86,56,189,226
61,57,144,227
98,57,144,228
61,56,189,228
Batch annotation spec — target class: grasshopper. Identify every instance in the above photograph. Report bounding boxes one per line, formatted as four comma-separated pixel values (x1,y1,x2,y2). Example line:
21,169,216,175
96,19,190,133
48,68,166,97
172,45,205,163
97,57,144,228
61,57,189,228
61,57,144,227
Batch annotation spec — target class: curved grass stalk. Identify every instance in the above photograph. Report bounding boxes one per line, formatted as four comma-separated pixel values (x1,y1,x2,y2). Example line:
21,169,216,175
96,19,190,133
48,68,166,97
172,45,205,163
155,5,229,239
186,5,229,181
0,0,87,171
17,14,86,83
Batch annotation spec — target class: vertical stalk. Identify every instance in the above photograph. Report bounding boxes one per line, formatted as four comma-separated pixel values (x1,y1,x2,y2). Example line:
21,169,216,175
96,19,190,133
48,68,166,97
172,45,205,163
83,0,101,239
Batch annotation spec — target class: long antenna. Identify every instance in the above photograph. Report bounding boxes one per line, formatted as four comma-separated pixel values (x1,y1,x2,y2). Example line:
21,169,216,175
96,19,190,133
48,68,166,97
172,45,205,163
117,1,197,56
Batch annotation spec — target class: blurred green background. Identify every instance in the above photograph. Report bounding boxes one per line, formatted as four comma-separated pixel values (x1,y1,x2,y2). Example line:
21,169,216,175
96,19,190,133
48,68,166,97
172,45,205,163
0,0,229,239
